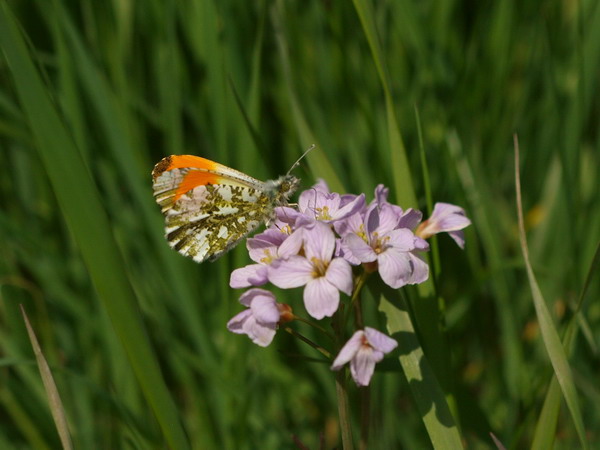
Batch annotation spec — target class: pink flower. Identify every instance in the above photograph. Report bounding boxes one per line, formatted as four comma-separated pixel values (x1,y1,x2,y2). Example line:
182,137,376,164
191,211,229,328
343,204,429,289
230,228,303,288
416,202,471,248
331,327,398,386
227,289,291,347
268,222,353,320
297,180,365,226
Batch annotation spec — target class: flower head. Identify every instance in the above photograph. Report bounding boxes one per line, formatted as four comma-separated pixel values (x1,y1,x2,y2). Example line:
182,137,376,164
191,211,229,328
226,289,291,347
296,180,366,227
415,202,471,248
331,327,398,386
268,222,353,319
343,204,429,288
230,228,304,288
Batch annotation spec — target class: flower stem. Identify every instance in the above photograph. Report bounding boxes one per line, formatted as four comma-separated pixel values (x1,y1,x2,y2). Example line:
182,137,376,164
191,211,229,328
359,386,370,450
293,315,335,341
345,270,369,327
332,306,354,449
283,327,331,358
335,370,354,450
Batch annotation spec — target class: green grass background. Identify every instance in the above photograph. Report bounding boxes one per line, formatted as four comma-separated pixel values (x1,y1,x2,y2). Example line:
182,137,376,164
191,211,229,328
1,0,599,448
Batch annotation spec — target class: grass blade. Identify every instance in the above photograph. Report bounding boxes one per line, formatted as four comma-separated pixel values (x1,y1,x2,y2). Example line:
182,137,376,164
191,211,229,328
351,0,416,209
377,290,463,449
20,305,72,450
272,2,344,193
514,136,588,449
0,4,189,448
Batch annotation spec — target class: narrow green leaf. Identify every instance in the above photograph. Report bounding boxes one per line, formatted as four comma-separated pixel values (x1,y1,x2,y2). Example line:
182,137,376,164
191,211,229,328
351,0,456,420
20,305,73,450
532,240,600,448
0,5,190,449
272,3,344,193
514,137,588,449
351,0,416,209
378,292,463,449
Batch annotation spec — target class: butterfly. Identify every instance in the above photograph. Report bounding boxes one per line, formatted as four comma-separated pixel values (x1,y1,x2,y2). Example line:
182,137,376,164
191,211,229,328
152,155,301,263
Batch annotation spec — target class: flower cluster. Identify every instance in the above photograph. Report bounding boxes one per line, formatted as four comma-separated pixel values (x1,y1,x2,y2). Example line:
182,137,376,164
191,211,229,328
227,180,470,386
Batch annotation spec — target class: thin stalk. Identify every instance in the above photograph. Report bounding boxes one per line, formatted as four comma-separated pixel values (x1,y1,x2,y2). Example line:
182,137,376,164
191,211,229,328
283,327,331,358
293,316,335,341
359,387,370,450
335,370,354,450
333,303,354,449
345,270,370,326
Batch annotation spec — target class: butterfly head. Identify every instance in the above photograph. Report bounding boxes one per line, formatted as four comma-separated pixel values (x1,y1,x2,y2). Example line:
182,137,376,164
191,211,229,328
267,174,301,205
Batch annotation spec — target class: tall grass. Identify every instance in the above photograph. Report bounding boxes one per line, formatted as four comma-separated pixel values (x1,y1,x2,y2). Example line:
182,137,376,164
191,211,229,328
1,0,599,448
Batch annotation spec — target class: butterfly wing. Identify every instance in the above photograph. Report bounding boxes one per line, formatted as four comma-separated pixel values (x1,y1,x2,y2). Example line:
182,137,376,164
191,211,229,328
152,155,275,262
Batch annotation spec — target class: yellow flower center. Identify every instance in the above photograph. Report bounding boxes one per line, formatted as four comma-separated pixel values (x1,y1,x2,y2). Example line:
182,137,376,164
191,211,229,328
310,257,329,278
315,206,332,221
280,225,293,235
260,249,274,264
356,224,368,242
371,232,390,254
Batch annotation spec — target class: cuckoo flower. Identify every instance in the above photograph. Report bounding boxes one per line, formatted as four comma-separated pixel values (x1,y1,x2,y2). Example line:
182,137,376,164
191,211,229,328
343,203,429,288
331,327,398,386
268,222,353,320
415,202,471,248
230,228,303,288
227,289,292,347
297,181,365,226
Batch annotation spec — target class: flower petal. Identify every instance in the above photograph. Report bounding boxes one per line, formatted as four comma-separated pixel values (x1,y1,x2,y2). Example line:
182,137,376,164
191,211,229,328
431,203,471,229
247,228,287,257
374,184,389,205
274,206,301,227
227,309,252,333
406,253,429,285
398,208,423,230
239,288,275,307
303,222,335,261
337,237,362,265
277,227,304,258
365,204,380,237
364,327,398,354
268,256,313,288
334,211,363,237
377,203,402,234
325,258,353,295
448,230,466,249
344,233,377,262
230,264,269,288
303,277,340,319
331,330,365,370
350,346,377,386
386,228,417,251
377,248,413,289
242,316,277,347
417,202,471,239
251,296,280,324
332,193,366,221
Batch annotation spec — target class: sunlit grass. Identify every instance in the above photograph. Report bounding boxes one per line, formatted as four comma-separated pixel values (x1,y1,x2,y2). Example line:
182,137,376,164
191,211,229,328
0,1,599,448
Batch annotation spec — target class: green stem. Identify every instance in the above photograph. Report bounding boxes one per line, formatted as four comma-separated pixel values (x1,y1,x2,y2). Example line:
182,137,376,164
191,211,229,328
335,370,354,450
359,387,370,450
293,315,335,341
345,270,370,327
283,327,331,358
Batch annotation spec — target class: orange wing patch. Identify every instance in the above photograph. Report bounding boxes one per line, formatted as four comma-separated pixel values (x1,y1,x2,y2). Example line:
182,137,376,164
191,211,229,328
174,171,220,201
153,155,222,202
152,155,218,179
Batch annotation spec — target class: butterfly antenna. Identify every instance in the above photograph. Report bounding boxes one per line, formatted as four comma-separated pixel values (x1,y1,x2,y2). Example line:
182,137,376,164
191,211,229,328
287,144,316,175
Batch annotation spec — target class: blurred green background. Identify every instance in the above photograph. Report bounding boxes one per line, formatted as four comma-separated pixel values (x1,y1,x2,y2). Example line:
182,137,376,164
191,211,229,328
1,0,599,448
